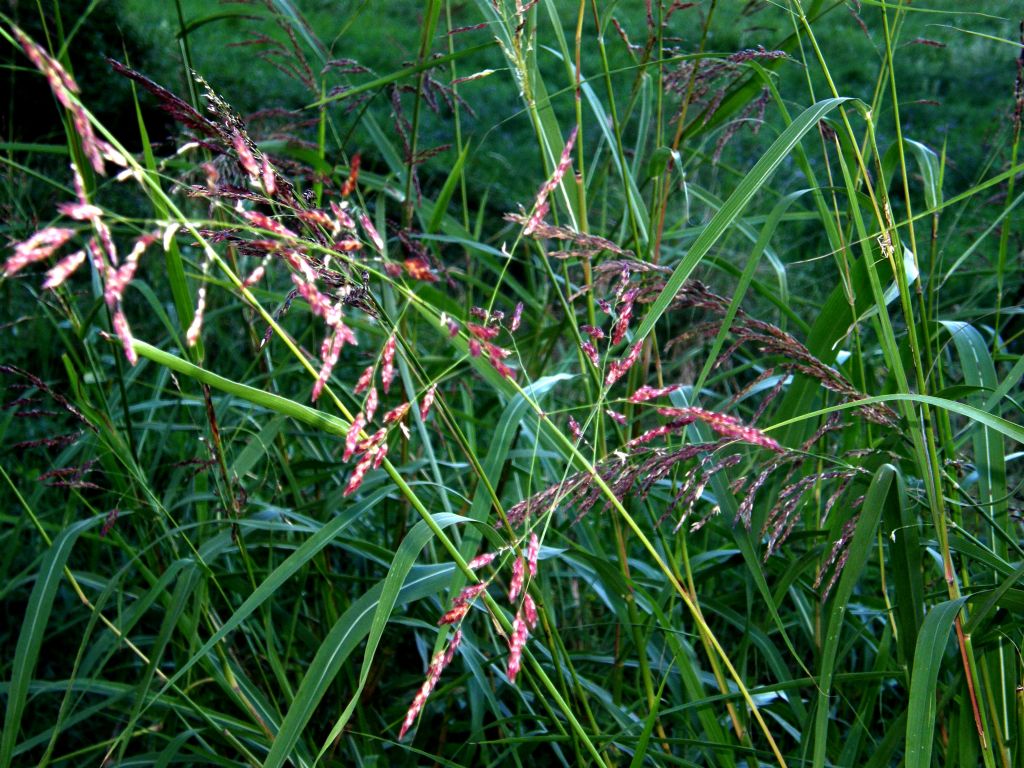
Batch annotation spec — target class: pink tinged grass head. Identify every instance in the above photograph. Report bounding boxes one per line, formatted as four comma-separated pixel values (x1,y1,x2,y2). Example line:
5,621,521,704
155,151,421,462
468,338,482,357
14,27,108,174
628,384,681,403
359,212,384,251
312,325,349,401
354,364,375,394
453,581,489,606
291,273,331,317
604,341,643,387
508,556,525,601
242,264,266,288
398,629,462,740
568,415,583,441
524,126,578,236
343,449,375,496
341,153,361,197
4,227,76,277
329,201,356,230
611,287,638,345
372,440,388,469
364,387,379,422
296,209,334,231
260,155,276,195
343,413,367,462
506,613,530,684
657,406,783,452
438,603,470,625
380,335,397,393
510,301,524,332
526,533,539,577
625,423,676,449
242,209,295,238
419,384,437,421
185,286,207,347
355,427,387,454
42,249,86,289
522,593,538,629
467,322,499,341
111,308,137,365
580,340,600,368
605,409,627,425
467,551,499,570
580,324,605,340
57,202,103,221
105,235,150,304
384,401,411,424
488,346,516,379
93,218,118,269
232,131,260,178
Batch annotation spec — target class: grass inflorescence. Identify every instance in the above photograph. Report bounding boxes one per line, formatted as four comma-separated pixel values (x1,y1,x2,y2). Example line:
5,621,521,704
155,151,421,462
1,1,1022,766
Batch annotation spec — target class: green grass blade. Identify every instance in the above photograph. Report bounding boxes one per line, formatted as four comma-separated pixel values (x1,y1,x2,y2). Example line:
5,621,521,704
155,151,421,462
427,142,471,234
262,562,459,767
905,597,970,768
315,512,471,756
940,321,1007,556
0,515,101,767
633,97,850,345
812,464,896,768
883,469,923,666
147,506,369,709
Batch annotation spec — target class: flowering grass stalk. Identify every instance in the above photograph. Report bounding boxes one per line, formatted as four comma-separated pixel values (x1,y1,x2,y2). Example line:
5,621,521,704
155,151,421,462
1,3,1022,768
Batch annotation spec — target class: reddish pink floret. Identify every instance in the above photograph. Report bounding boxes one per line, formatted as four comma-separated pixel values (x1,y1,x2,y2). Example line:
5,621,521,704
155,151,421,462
3,227,75,278
508,556,525,601
398,629,462,739
354,364,375,394
605,341,643,387
419,384,437,421
526,533,539,577
467,551,499,570
381,335,397,394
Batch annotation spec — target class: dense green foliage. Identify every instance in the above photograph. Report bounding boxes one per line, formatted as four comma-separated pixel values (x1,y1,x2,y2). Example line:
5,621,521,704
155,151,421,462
1,1,1022,766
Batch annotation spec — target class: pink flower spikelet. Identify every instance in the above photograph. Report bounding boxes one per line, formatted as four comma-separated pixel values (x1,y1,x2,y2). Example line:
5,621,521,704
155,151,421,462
568,416,583,441
508,556,525,601
524,126,578,235
467,551,499,570
628,384,681,403
344,413,367,462
506,613,529,683
419,384,437,421
526,533,539,577
354,364,375,394
384,402,411,424
656,406,783,452
510,301,524,332
381,335,397,393
605,341,643,387
398,629,462,739
3,227,75,277
580,340,600,368
364,387,379,422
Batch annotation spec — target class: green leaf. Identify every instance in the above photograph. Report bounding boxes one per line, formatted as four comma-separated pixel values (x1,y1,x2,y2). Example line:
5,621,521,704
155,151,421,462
812,464,896,768
0,516,101,767
633,97,850,345
263,562,460,767
315,512,471,757
427,142,471,234
905,597,969,768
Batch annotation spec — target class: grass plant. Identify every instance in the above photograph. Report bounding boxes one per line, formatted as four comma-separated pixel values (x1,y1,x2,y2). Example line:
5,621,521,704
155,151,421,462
1,1,1022,766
